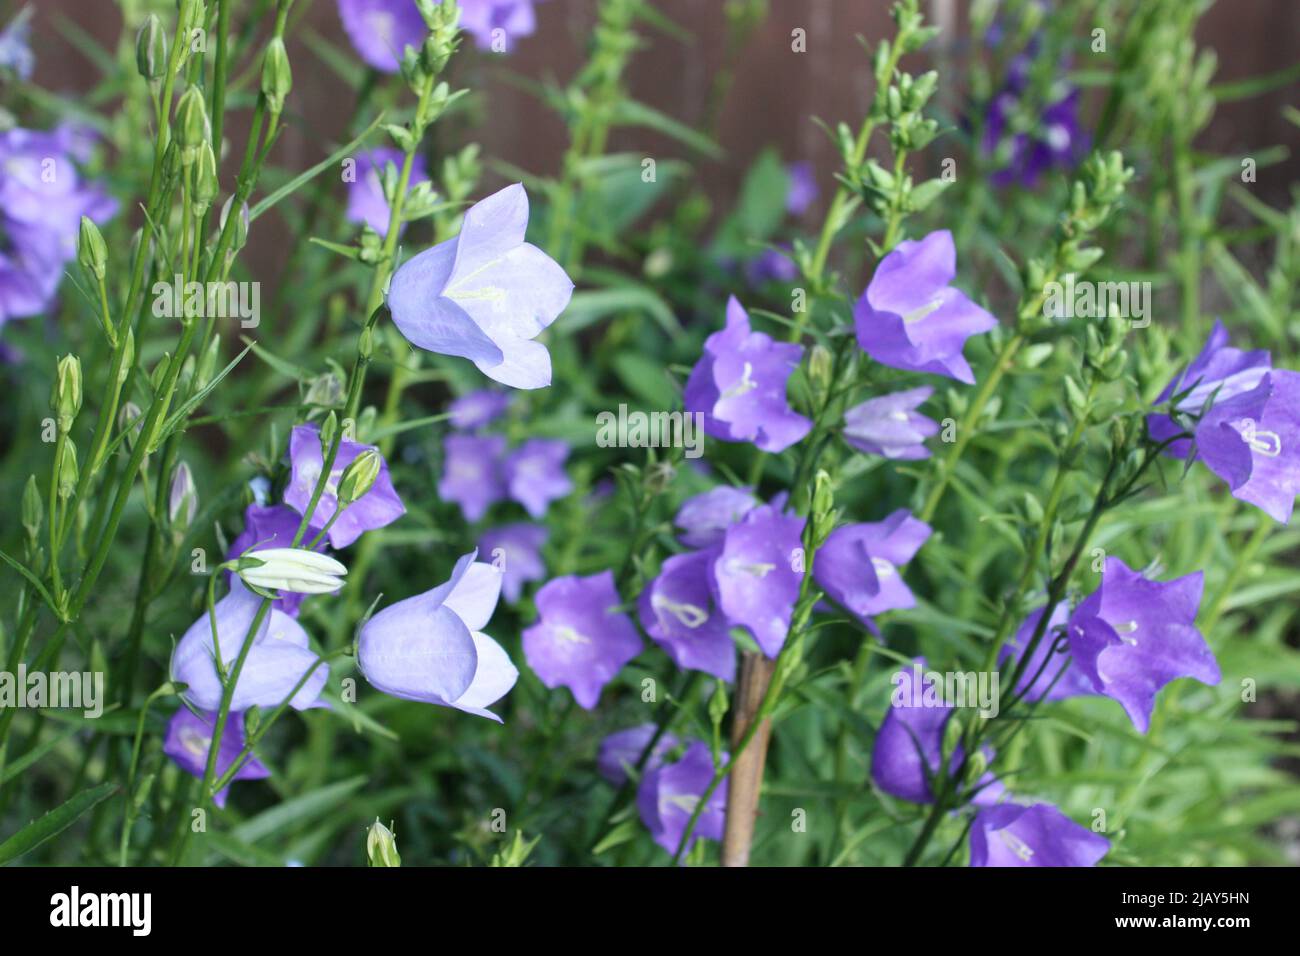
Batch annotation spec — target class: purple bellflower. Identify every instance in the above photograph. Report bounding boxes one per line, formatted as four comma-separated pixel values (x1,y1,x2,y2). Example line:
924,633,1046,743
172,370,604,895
0,7,34,79
226,503,328,617
999,602,1097,702
357,552,518,721
458,0,541,51
170,581,329,713
336,0,427,73
981,48,1089,189
674,485,759,549
786,161,818,216
449,388,512,430
853,230,998,385
387,183,574,389
478,522,547,603
1067,557,1219,733
639,549,736,683
711,503,804,658
684,296,811,453
969,802,1109,867
598,724,680,786
522,571,643,710
285,423,405,548
842,386,939,460
163,709,270,809
345,147,430,237
439,433,507,522
504,438,572,518
814,510,931,632
636,741,728,857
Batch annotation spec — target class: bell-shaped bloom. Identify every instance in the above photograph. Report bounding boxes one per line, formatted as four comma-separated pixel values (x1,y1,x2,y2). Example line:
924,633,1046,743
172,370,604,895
853,230,997,385
639,549,736,682
284,423,405,548
597,724,680,786
439,434,506,522
969,802,1109,867
786,161,818,216
843,386,939,460
449,389,512,431
999,603,1096,702
1148,321,1271,458
162,709,270,809
636,741,727,857
711,504,805,658
336,0,427,73
1067,557,1219,733
387,183,574,389
227,504,324,617
814,510,931,632
1193,370,1300,524
504,438,572,518
684,297,811,453
170,581,329,712
459,0,541,51
871,659,1003,806
522,571,643,710
357,552,518,722
478,523,547,603
345,147,430,237
674,486,759,549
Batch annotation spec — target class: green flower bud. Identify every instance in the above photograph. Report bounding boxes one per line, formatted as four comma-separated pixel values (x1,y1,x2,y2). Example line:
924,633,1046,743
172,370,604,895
193,141,218,213
366,819,402,867
136,14,166,80
260,37,293,114
238,548,347,594
168,461,198,529
77,216,108,281
318,411,338,457
21,475,42,542
57,441,79,500
174,86,209,164
336,449,381,506
51,355,82,432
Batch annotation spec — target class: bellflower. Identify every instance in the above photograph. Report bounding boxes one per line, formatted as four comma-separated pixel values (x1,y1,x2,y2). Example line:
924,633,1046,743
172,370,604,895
285,423,405,548
170,581,329,712
162,709,270,809
853,230,998,385
842,386,939,460
639,549,736,683
785,161,818,216
999,603,1096,702
227,504,324,617
522,571,643,710
504,438,572,518
814,510,931,632
458,0,541,51
478,522,547,602
357,552,518,721
968,802,1109,867
449,389,512,431
598,724,680,786
1193,370,1300,524
712,504,804,658
336,0,427,73
871,659,1002,806
387,183,574,389
439,433,506,522
674,485,759,549
1068,557,1219,733
982,50,1089,189
1148,320,1271,458
345,147,430,237
0,7,33,79
636,741,728,857
684,296,811,453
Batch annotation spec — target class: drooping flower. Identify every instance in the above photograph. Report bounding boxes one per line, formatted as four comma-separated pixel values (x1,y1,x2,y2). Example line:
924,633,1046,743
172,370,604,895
522,571,643,710
477,522,546,602
1147,320,1271,458
336,0,427,73
814,510,931,632
1,126,116,328
597,724,680,786
1193,370,1300,524
711,504,804,658
981,49,1089,189
853,230,998,385
639,549,736,682
1067,557,1219,733
387,183,574,389
785,161,818,216
345,147,430,237
870,659,1003,806
999,602,1097,702
357,552,518,721
439,433,506,522
458,0,541,51
449,389,512,431
636,741,727,857
162,709,270,809
504,438,572,518
674,486,759,549
170,581,329,712
0,7,34,80
842,386,939,460
684,296,811,453
284,423,405,549
227,504,325,617
968,802,1109,867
